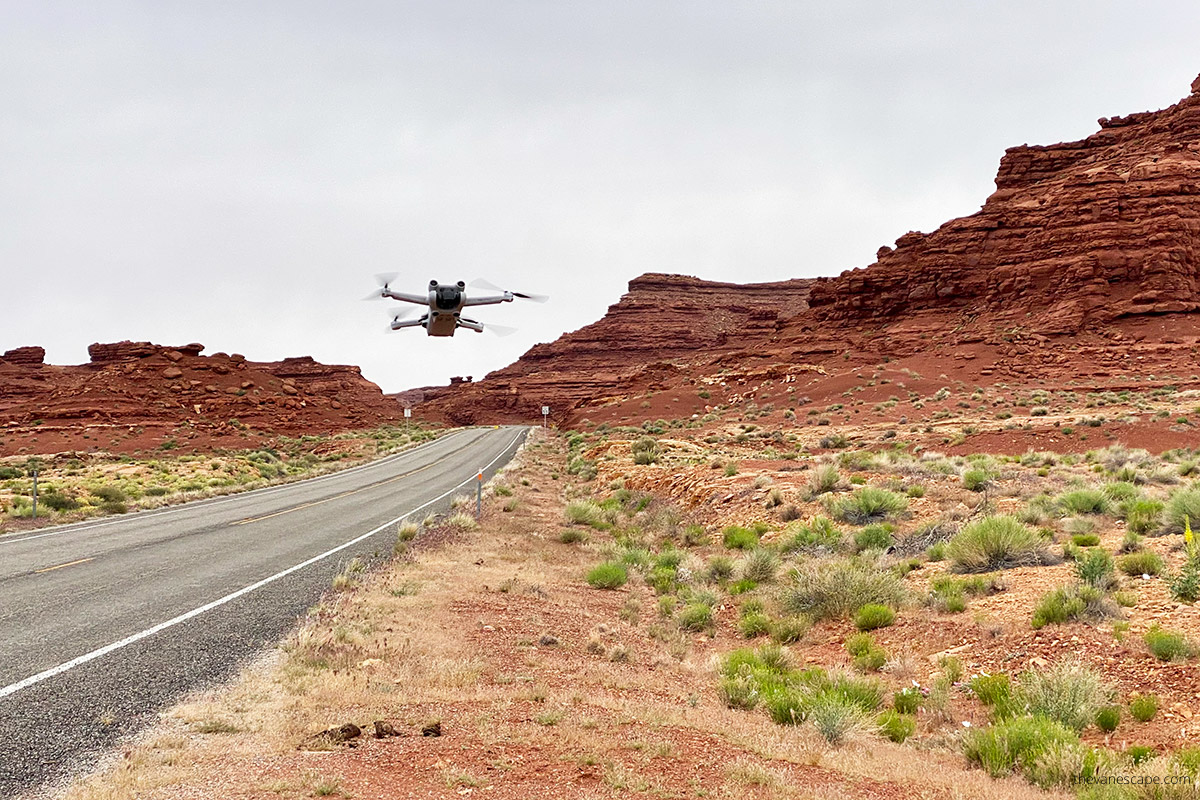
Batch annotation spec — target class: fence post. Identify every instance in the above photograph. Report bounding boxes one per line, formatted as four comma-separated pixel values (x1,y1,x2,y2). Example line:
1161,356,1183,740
32,468,38,519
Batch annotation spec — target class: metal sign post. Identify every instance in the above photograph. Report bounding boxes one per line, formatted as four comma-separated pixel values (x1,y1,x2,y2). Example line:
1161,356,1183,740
476,470,483,518
404,406,411,435
31,468,38,520
541,405,549,428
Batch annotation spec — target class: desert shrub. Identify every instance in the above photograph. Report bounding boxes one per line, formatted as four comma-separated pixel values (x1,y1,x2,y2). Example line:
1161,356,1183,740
631,436,660,465
0,466,22,479
1030,584,1117,629
926,541,947,561
963,715,1080,778
738,612,772,638
740,548,779,584
39,490,79,512
970,673,1014,717
877,709,916,743
963,468,993,492
677,602,713,632
1103,482,1140,502
1144,625,1197,661
586,562,628,589
559,528,587,544
807,692,867,744
808,464,841,496
565,500,608,529
853,603,895,631
947,516,1051,572
1121,497,1165,536
705,555,735,582
782,558,906,621
723,525,760,550
1165,488,1200,534
91,485,126,503
1118,550,1164,576
892,687,921,716
780,517,843,554
1014,659,1113,731
1074,548,1117,590
845,632,887,672
853,523,894,553
1070,533,1100,547
1058,489,1111,516
832,487,908,525
1129,694,1159,722
1095,706,1121,733
768,616,810,644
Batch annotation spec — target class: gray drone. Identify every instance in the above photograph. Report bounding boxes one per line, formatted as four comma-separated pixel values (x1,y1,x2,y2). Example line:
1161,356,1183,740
365,277,548,337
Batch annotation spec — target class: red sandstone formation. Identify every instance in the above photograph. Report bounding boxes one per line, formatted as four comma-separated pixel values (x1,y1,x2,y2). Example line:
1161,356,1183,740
0,342,403,456
419,73,1200,428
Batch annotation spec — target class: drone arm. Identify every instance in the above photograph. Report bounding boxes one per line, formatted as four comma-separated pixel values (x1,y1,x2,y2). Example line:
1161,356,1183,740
456,317,485,333
381,289,429,305
461,293,512,307
390,317,426,331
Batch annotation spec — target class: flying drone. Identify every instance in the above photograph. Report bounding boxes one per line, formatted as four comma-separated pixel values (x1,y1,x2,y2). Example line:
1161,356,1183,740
365,277,548,337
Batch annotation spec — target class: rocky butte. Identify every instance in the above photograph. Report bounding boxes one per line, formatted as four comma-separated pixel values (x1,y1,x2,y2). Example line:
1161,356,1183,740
0,342,403,456
420,73,1200,428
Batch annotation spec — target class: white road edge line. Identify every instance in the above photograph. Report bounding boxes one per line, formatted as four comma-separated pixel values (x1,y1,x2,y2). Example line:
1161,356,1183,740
0,428,476,547
0,428,525,701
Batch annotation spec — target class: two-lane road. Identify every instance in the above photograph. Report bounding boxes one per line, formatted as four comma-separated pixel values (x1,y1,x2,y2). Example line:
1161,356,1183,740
0,425,527,798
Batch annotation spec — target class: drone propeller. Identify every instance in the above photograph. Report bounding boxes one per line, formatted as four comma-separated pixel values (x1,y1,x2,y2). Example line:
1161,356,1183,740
363,272,401,301
383,307,421,331
470,278,549,303
483,322,518,337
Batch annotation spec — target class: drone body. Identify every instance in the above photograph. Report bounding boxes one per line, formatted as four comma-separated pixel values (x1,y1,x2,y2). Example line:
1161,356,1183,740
368,278,546,337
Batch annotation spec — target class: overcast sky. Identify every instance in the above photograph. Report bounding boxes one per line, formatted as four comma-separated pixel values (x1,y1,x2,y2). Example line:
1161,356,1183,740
2,2,1197,393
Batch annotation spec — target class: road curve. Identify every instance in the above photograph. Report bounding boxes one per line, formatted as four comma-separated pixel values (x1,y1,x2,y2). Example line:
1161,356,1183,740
0,425,528,798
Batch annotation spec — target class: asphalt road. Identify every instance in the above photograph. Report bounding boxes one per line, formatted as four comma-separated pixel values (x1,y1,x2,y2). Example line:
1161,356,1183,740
0,425,527,798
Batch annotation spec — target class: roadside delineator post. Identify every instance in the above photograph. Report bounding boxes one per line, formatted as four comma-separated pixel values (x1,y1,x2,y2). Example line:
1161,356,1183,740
476,469,483,518
31,468,38,520
542,405,549,428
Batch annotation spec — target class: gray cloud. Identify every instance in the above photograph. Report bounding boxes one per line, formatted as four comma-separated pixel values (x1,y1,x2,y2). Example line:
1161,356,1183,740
2,1,1198,392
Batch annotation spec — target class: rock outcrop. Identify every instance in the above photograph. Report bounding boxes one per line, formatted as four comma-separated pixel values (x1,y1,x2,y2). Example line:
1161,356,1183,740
0,342,404,455
422,273,813,425
417,73,1200,426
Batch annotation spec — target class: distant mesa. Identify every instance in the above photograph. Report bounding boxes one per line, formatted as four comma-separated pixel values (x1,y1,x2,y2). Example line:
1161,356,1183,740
1,346,45,366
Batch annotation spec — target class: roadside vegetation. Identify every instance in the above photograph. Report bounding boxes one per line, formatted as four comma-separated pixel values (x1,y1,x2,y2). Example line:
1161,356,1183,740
0,423,445,532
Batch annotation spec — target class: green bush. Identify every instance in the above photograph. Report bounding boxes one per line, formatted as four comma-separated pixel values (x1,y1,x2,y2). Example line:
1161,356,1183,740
853,523,894,553
705,555,734,582
0,466,22,479
1074,548,1116,590
768,616,810,644
877,709,916,743
91,485,127,503
585,561,628,589
677,602,713,632
738,612,772,638
1095,705,1121,733
807,692,867,744
970,673,1013,717
559,528,587,544
962,468,993,492
1170,558,1200,603
782,558,906,621
832,487,908,525
853,603,895,631
1014,659,1112,732
963,715,1080,778
1118,550,1164,576
1122,497,1165,535
893,687,921,715
566,500,608,529
1144,625,1196,661
845,632,887,672
39,490,79,512
1058,489,1111,516
1129,694,1159,722
723,525,760,550
630,436,660,465
780,517,843,554
1103,482,1140,502
1030,584,1115,629
1070,533,1100,547
1165,487,1200,534
947,516,1051,572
